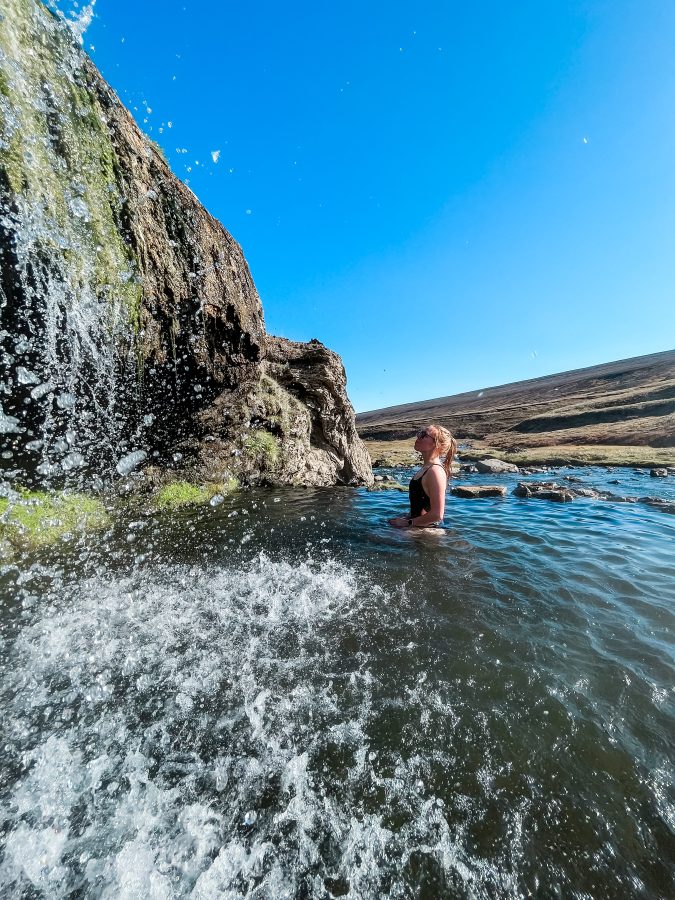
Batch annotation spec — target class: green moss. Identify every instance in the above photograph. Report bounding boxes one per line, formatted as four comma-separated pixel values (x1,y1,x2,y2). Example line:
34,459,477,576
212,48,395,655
0,0,142,329
155,481,208,509
154,479,238,510
244,430,280,469
367,479,407,492
0,489,109,552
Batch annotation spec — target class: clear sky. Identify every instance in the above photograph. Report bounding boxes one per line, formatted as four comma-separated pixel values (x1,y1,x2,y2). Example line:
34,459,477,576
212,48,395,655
55,0,675,411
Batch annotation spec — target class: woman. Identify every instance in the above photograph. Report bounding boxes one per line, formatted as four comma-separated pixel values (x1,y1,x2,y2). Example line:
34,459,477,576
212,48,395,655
388,424,457,528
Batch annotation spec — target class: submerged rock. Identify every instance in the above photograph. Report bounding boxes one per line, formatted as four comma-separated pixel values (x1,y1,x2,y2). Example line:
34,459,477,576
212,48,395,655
0,0,371,488
650,468,668,477
638,497,675,514
367,477,407,492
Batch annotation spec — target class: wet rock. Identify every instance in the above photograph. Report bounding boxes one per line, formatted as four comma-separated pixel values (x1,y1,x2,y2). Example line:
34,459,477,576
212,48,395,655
650,468,668,477
569,487,598,498
0,1,371,489
639,497,675,514
475,458,520,474
367,478,406,492
513,481,575,502
460,464,478,474
451,485,508,498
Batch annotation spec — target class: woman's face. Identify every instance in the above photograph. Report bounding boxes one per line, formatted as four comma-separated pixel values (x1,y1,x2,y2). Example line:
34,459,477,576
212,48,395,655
414,427,436,452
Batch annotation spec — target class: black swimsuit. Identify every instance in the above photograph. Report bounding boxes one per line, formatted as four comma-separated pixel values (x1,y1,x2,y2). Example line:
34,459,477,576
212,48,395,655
409,463,445,518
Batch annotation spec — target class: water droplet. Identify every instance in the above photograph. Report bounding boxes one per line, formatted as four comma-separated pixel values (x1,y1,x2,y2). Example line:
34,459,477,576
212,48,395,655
209,494,224,507
68,197,90,220
62,451,85,471
0,406,20,434
116,450,147,475
17,366,39,385
56,392,77,410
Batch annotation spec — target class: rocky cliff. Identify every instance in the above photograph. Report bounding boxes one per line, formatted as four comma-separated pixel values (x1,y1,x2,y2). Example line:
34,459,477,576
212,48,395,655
0,0,372,488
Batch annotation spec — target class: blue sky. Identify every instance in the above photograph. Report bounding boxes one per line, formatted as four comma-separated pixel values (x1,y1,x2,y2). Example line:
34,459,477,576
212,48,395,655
57,1,675,411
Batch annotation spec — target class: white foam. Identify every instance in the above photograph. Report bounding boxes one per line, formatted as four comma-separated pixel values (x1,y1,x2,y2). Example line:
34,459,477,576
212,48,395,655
0,555,526,897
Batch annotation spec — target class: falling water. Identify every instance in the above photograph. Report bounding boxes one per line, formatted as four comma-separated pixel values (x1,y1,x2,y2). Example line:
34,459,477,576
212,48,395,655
0,0,140,485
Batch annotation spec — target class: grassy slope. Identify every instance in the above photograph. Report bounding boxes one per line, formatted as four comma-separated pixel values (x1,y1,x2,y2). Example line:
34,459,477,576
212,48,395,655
358,350,675,467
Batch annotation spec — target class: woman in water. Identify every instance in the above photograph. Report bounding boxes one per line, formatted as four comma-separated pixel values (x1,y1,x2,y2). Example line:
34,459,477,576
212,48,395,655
388,424,457,528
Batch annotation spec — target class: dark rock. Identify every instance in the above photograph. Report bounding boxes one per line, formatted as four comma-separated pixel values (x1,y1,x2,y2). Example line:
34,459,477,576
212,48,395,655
513,481,575,502
650,469,668,477
451,485,508,498
460,464,478,474
639,497,675,514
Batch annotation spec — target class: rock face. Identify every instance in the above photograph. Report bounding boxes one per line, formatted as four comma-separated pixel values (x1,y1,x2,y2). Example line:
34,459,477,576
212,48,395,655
0,0,372,487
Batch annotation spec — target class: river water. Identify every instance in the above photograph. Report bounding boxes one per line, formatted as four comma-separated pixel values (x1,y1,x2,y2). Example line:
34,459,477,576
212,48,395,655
1,467,673,898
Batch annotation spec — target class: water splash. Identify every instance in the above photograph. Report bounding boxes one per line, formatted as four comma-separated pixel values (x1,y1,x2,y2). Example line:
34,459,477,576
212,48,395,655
0,555,527,898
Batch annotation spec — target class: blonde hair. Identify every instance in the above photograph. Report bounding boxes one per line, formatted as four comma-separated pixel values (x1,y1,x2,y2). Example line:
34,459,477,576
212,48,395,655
426,424,457,479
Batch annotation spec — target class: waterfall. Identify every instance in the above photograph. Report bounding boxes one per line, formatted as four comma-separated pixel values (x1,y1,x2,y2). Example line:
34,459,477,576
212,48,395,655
0,0,140,486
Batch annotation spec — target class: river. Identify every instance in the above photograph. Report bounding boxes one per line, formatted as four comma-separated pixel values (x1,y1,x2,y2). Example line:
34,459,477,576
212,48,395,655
1,466,673,897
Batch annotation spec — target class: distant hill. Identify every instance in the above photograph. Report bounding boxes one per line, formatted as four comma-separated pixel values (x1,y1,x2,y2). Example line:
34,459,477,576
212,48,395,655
356,350,675,467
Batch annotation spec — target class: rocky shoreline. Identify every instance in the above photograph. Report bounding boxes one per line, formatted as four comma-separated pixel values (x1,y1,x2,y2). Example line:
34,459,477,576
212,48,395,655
369,457,675,515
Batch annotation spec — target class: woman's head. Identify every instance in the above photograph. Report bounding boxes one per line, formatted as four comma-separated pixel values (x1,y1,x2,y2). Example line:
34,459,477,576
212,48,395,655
414,424,457,477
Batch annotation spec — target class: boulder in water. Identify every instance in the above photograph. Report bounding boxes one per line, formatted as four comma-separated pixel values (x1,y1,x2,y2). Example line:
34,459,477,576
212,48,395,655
475,458,520,474
451,485,507,498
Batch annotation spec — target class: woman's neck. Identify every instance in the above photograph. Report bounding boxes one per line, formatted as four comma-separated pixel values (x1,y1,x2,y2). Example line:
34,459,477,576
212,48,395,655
420,451,441,466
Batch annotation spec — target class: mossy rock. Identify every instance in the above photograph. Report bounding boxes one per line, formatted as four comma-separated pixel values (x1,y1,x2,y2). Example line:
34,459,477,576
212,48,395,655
153,479,237,510
367,478,407,492
0,489,109,553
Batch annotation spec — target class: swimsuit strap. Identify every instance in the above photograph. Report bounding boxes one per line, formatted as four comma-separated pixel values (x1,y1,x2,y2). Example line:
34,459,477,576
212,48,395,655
413,462,445,480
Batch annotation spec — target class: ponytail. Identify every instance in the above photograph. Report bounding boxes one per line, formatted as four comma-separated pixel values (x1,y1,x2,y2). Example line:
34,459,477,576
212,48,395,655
443,436,457,480
427,424,456,480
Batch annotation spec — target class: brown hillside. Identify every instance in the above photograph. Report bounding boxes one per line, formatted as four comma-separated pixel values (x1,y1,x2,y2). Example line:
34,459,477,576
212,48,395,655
357,350,675,467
